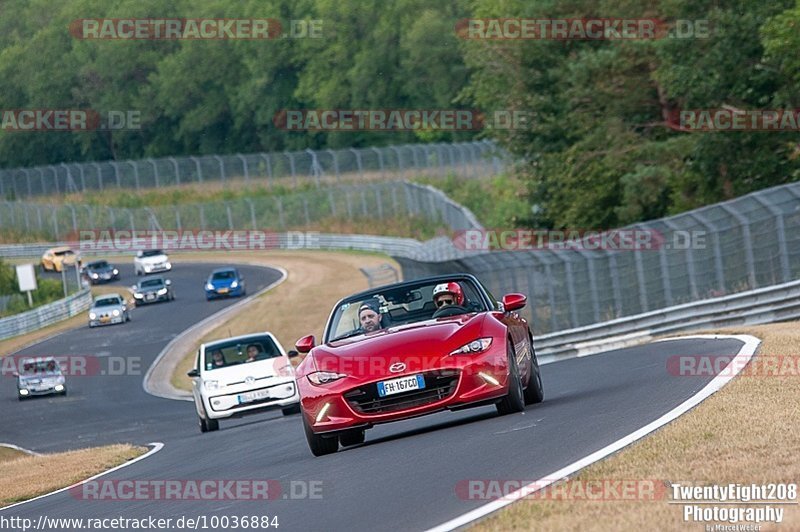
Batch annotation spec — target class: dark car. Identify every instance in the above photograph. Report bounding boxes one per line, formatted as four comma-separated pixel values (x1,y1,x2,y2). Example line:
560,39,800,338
82,260,120,284
131,276,175,306
204,267,246,300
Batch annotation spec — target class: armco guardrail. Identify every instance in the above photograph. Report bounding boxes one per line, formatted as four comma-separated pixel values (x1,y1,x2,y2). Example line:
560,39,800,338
0,288,92,341
535,278,800,362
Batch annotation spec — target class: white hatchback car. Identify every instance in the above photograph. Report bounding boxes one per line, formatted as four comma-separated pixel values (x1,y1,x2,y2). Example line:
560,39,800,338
134,249,171,276
188,332,301,433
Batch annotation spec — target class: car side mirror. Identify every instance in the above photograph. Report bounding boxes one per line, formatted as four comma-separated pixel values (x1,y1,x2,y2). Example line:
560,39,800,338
502,293,527,312
287,350,299,359
12,372,18,378
186,369,199,378
296,335,316,353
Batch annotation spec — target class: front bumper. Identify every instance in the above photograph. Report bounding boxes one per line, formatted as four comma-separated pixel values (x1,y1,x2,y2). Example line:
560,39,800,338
89,315,125,326
202,378,300,420
205,285,243,298
88,273,119,284
141,263,171,274
134,292,170,304
299,348,510,434
18,383,65,397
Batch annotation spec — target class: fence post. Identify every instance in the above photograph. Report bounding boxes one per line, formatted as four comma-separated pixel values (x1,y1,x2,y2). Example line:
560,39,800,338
327,149,339,182
130,161,140,190
237,154,249,184
350,148,363,179
110,162,121,188
190,156,203,183
148,158,160,188
169,157,180,185
214,155,225,182
306,148,322,187
751,192,791,284
92,163,104,191
245,198,256,229
284,152,296,186
226,204,234,229
718,204,757,290
262,154,273,187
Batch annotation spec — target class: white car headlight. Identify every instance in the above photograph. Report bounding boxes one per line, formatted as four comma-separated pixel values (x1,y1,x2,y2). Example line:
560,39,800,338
91,273,99,278
133,293,143,298
89,312,97,320
204,380,220,391
112,309,120,317
157,288,168,295
450,338,493,355
165,262,172,269
144,265,152,272
231,281,238,288
113,268,119,275
206,283,214,290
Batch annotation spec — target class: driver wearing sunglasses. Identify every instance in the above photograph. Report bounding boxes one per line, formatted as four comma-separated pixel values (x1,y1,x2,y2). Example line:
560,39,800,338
432,282,465,309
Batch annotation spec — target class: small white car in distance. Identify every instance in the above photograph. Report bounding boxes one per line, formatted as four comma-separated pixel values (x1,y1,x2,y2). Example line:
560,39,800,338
187,332,301,433
134,249,171,276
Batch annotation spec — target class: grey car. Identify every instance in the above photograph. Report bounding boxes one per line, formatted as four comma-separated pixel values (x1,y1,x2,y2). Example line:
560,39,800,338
82,260,121,284
16,357,67,400
131,276,175,306
88,293,130,327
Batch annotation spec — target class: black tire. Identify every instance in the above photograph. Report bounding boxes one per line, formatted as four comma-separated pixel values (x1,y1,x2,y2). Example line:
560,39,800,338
339,429,365,447
302,413,338,456
496,339,525,415
61,388,67,396
282,404,301,416
199,415,219,433
524,337,544,405
199,416,209,433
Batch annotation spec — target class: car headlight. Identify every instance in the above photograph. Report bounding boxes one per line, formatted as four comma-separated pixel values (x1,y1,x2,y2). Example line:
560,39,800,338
157,288,168,295
144,265,152,271
231,281,238,288
89,312,97,320
307,371,347,385
112,309,120,317
91,273,99,278
204,380,220,391
133,293,143,298
205,283,214,290
165,262,172,269
450,338,493,355
113,269,119,275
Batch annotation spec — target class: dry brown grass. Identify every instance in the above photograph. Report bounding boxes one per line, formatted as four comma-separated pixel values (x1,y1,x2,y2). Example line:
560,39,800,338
0,447,26,463
0,444,145,505
475,322,800,531
168,250,399,391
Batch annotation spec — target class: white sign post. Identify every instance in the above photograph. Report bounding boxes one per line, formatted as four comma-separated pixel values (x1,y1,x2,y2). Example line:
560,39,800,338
16,264,37,307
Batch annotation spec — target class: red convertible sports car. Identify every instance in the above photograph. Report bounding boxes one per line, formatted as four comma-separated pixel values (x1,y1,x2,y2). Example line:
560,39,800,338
295,273,544,456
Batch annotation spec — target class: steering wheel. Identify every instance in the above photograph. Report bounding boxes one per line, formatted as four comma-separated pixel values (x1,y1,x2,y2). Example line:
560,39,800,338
432,304,469,318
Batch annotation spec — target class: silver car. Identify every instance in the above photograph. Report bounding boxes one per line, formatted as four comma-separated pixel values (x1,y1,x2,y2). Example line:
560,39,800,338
16,357,67,400
89,293,131,327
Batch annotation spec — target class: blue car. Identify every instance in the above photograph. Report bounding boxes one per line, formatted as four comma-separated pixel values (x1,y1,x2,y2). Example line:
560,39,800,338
205,268,246,300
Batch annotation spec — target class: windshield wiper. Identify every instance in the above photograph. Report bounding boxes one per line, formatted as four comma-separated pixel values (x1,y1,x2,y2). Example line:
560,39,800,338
329,329,364,342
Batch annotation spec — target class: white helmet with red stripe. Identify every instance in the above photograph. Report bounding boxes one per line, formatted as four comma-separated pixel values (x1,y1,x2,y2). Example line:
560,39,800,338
432,282,464,306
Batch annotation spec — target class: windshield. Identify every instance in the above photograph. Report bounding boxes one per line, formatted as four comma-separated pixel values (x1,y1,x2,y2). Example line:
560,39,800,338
204,336,281,370
211,271,236,280
20,360,61,376
140,279,164,288
94,297,121,307
88,261,108,269
141,250,165,257
326,278,487,342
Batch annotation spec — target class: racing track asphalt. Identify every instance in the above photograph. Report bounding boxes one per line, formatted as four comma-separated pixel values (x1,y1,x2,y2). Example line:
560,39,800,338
0,265,748,531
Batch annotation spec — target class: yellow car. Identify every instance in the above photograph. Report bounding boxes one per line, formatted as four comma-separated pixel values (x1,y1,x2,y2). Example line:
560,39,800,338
41,246,81,272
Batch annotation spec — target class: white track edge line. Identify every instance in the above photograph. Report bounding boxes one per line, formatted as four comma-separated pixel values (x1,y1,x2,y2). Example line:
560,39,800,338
426,333,761,532
0,442,164,512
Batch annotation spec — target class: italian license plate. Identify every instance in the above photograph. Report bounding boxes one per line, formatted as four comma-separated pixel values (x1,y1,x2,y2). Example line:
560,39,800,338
377,374,425,397
237,389,270,404
218,288,229,294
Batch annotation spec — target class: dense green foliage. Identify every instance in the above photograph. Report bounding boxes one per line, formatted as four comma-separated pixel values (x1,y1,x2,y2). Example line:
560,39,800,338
0,260,65,317
1,0,799,228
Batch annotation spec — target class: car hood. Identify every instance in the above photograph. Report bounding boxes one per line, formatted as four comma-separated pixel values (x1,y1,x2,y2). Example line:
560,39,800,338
19,374,63,384
310,313,487,378
200,358,285,386
136,285,165,293
88,265,114,274
90,304,124,312
208,278,236,287
138,255,168,263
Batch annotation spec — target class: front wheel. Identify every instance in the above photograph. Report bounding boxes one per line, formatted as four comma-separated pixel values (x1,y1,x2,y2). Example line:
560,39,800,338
199,416,219,433
496,340,525,415
302,412,338,456
524,340,544,405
